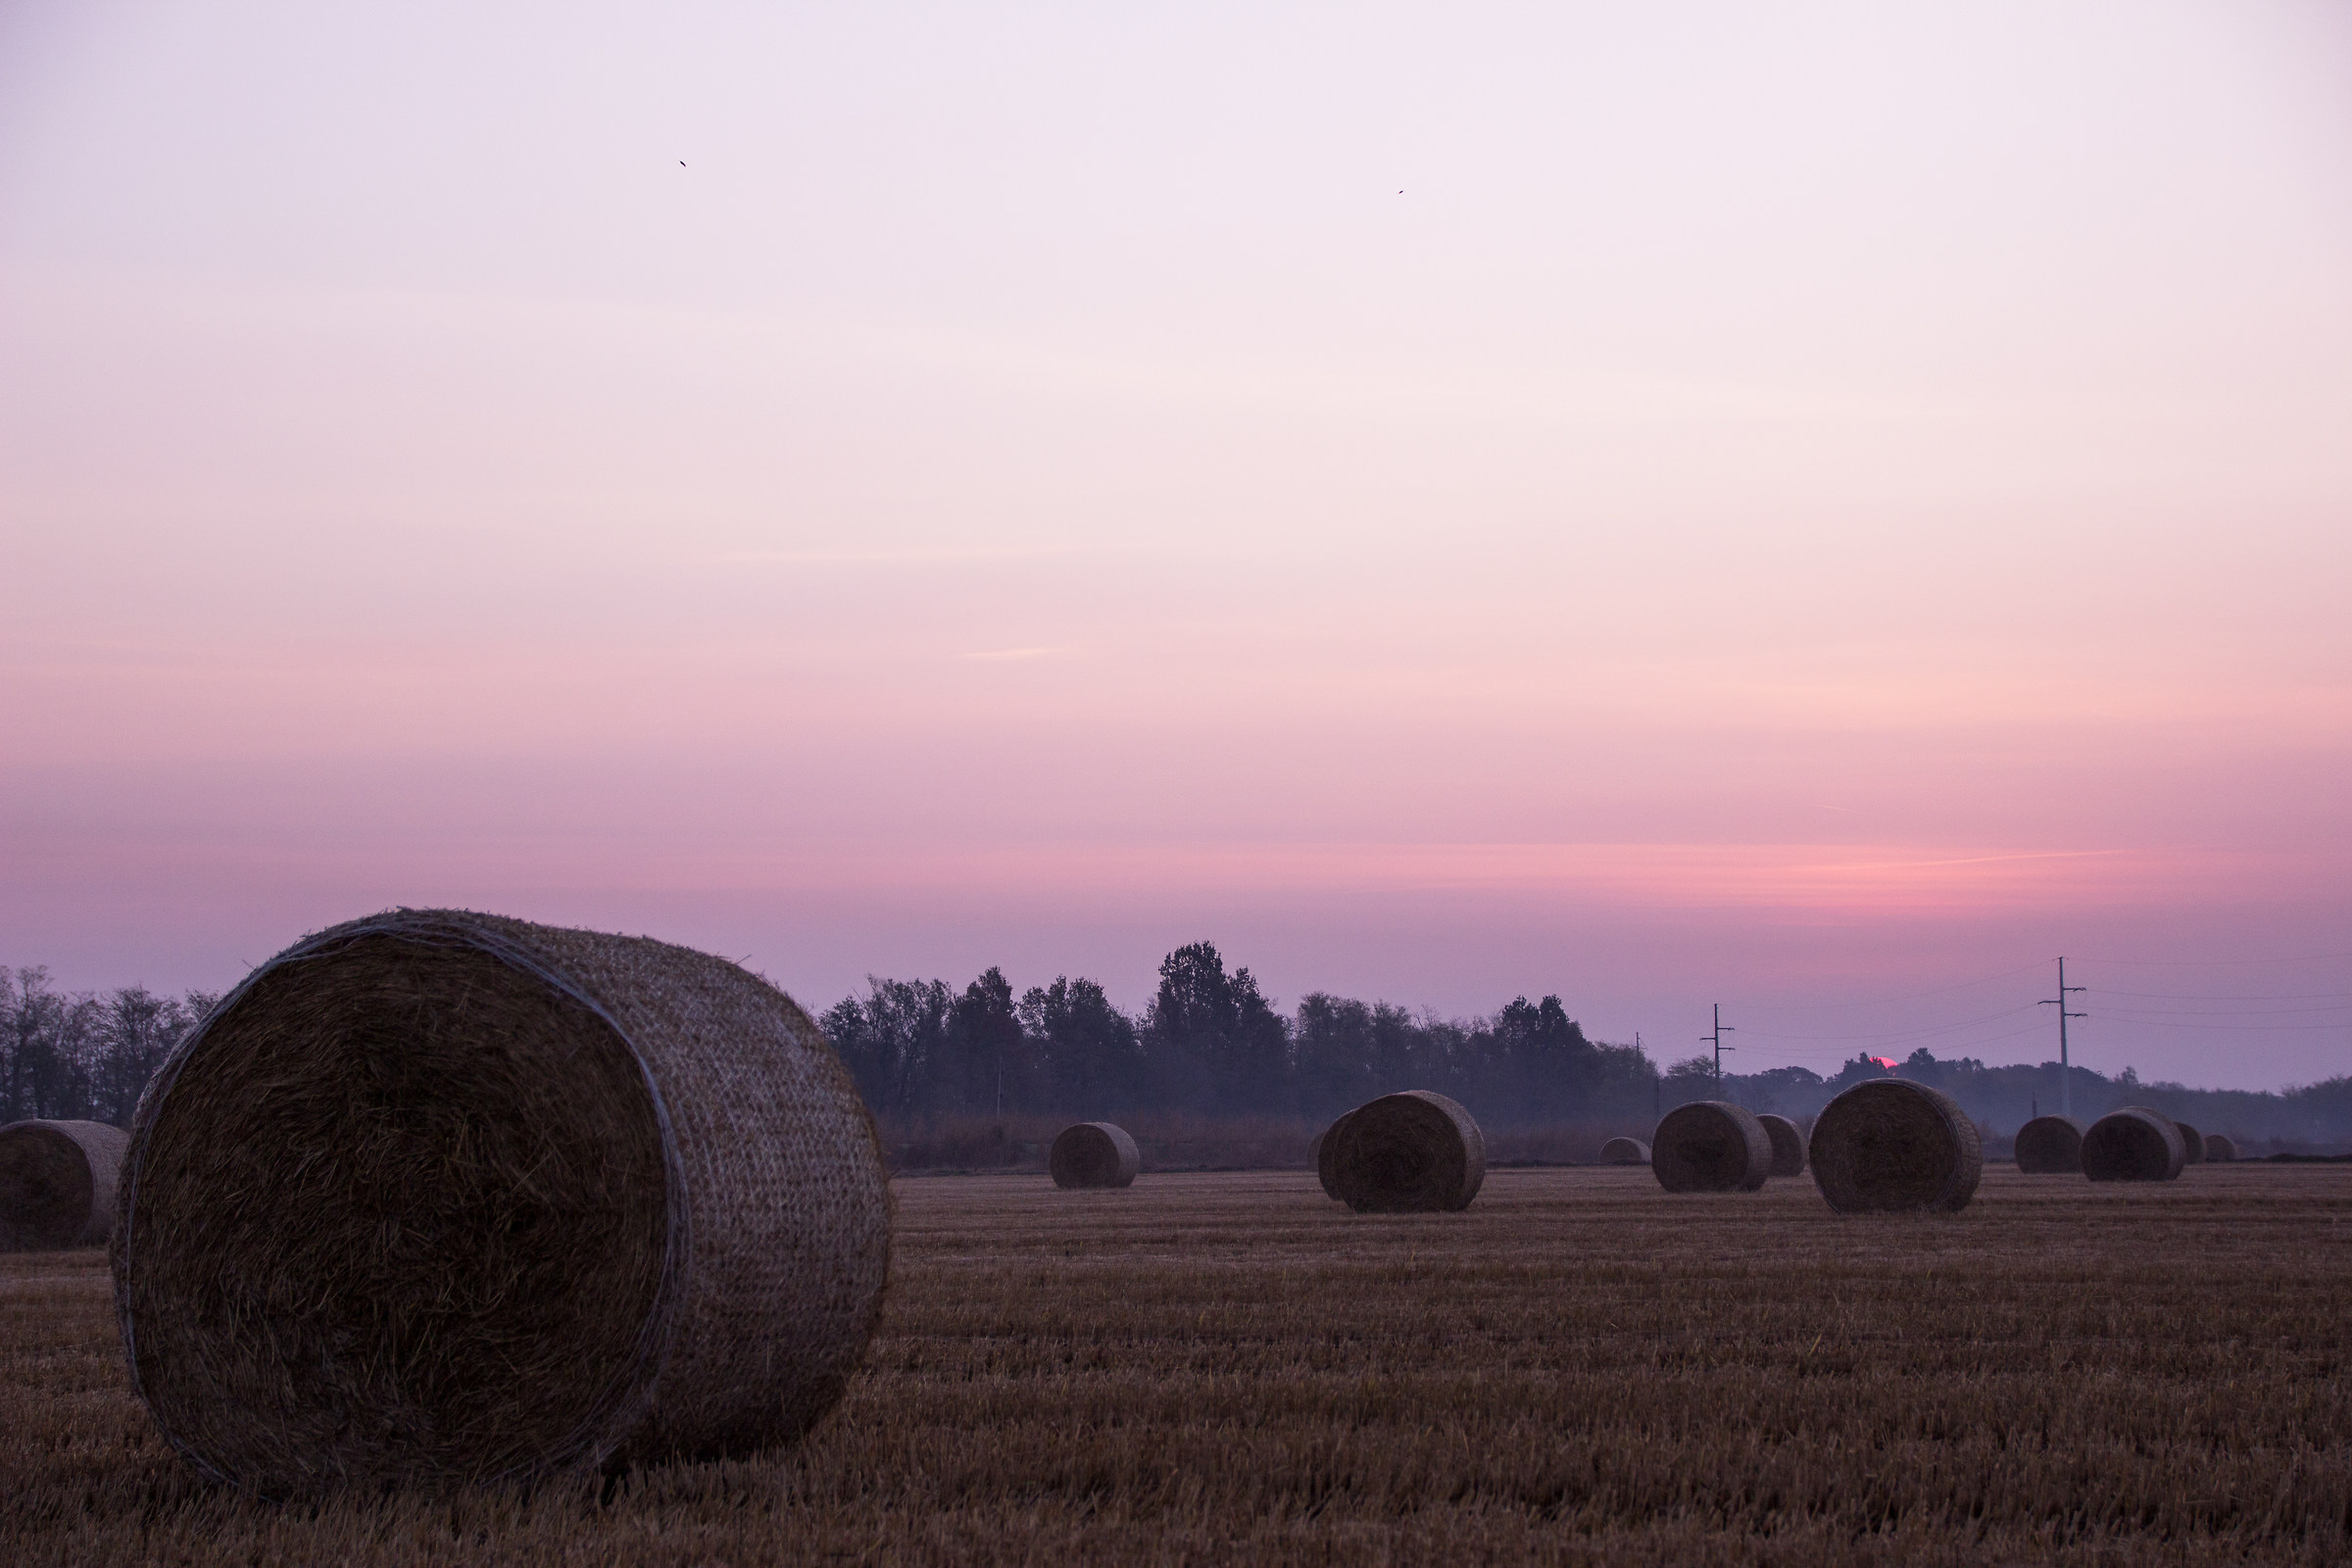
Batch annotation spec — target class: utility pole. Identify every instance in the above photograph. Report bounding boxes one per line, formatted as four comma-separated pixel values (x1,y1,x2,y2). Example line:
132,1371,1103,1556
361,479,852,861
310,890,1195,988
2038,956,2086,1118
1703,1004,1735,1093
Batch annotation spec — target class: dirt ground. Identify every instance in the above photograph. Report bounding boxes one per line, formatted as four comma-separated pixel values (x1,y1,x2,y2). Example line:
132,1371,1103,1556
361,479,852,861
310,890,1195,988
4,1163,2346,1566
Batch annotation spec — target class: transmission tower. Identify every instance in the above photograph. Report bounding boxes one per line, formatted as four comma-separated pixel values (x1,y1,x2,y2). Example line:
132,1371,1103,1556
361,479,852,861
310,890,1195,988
2038,956,2087,1117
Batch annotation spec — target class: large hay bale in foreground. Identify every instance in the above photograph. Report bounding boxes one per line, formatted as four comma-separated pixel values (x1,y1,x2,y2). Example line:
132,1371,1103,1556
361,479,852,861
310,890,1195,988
1329,1091,1484,1212
112,909,891,1496
1598,1136,1650,1165
2082,1106,2185,1183
2174,1120,2205,1165
2204,1132,2238,1162
0,1119,129,1250
2014,1114,2086,1174
1650,1102,1773,1193
1314,1110,1358,1198
1050,1122,1139,1189
1809,1080,1982,1214
1756,1113,1808,1177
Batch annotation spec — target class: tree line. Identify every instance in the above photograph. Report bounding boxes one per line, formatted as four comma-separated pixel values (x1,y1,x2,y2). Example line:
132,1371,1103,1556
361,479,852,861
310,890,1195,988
821,940,1657,1127
0,967,217,1128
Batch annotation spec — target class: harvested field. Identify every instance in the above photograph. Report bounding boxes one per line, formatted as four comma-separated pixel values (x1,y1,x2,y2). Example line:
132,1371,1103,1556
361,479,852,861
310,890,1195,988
3,1165,2348,1566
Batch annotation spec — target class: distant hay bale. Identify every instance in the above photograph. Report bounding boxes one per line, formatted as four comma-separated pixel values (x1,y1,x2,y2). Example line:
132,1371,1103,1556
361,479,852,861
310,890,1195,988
1314,1110,1358,1198
1598,1136,1650,1165
2014,1114,2086,1174
1329,1091,1485,1212
2174,1120,2205,1165
1650,1102,1773,1193
1050,1122,1139,1189
111,908,891,1496
2081,1106,2186,1183
1756,1113,1808,1177
2204,1132,2238,1162
1808,1080,1983,1214
0,1119,129,1251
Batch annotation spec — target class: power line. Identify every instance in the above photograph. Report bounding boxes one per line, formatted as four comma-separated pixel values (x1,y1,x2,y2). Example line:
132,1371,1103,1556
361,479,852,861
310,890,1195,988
2039,956,2087,1118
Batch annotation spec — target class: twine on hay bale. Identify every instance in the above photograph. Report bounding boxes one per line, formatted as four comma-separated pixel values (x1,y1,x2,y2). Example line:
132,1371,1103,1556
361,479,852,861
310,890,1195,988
0,1119,129,1251
2174,1120,2205,1165
1756,1113,1808,1178
1808,1080,1983,1214
1651,1102,1773,1193
1314,1110,1358,1199
2081,1106,2185,1183
1598,1136,1650,1165
1049,1122,1139,1189
111,908,891,1496
2014,1114,2086,1174
1329,1091,1484,1212
2203,1132,2238,1162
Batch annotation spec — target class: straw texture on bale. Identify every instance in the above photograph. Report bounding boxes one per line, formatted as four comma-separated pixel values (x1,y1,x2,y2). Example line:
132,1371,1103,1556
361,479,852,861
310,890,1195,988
2204,1132,2238,1162
1808,1079,1983,1214
1328,1091,1485,1212
1756,1113,1808,1178
2081,1106,2186,1183
111,908,892,1497
2174,1120,2205,1164
0,1119,129,1251
1650,1102,1773,1194
1048,1122,1139,1189
2013,1114,2086,1174
1598,1137,1650,1165
1313,1110,1358,1199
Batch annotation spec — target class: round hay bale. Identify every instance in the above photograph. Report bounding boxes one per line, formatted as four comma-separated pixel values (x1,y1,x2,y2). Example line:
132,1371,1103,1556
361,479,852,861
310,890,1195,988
1756,1113,1808,1177
0,1119,129,1251
1808,1080,1982,1214
1598,1136,1650,1165
2203,1132,2237,1162
2173,1119,2205,1164
2081,1106,2186,1183
1049,1122,1139,1189
1329,1091,1484,1212
1314,1109,1358,1198
111,908,891,1496
1650,1101,1773,1193
2013,1114,2086,1174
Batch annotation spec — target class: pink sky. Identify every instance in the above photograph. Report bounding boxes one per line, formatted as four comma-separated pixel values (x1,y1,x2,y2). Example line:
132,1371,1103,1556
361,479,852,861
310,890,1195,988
4,3,2349,1087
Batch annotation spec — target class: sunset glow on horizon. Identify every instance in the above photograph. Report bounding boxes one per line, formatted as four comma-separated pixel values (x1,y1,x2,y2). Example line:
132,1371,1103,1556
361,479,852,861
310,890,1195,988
4,2,2348,1087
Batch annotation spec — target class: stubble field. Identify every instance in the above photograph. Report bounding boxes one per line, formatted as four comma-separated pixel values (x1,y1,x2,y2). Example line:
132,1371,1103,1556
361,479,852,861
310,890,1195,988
3,1165,2347,1566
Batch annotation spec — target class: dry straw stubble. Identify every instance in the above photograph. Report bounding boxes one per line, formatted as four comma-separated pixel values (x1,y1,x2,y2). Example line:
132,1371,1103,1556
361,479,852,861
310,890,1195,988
2013,1114,2085,1174
1598,1136,1650,1165
2082,1106,2187,1183
1329,1091,1485,1212
0,1119,129,1251
1808,1079,1983,1214
1048,1123,1139,1189
112,908,891,1496
1650,1101,1773,1193
1755,1113,1807,1177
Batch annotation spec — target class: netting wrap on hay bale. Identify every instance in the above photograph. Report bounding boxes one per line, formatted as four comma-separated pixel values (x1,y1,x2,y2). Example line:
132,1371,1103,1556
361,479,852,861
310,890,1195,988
2014,1114,2086,1174
1329,1091,1484,1212
0,1119,129,1251
1314,1110,1358,1199
110,908,892,1496
1650,1102,1773,1193
2174,1120,2205,1165
1598,1137,1650,1166
1756,1113,1808,1178
2204,1132,2238,1162
2081,1106,2185,1183
1049,1122,1139,1189
1808,1080,1983,1214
